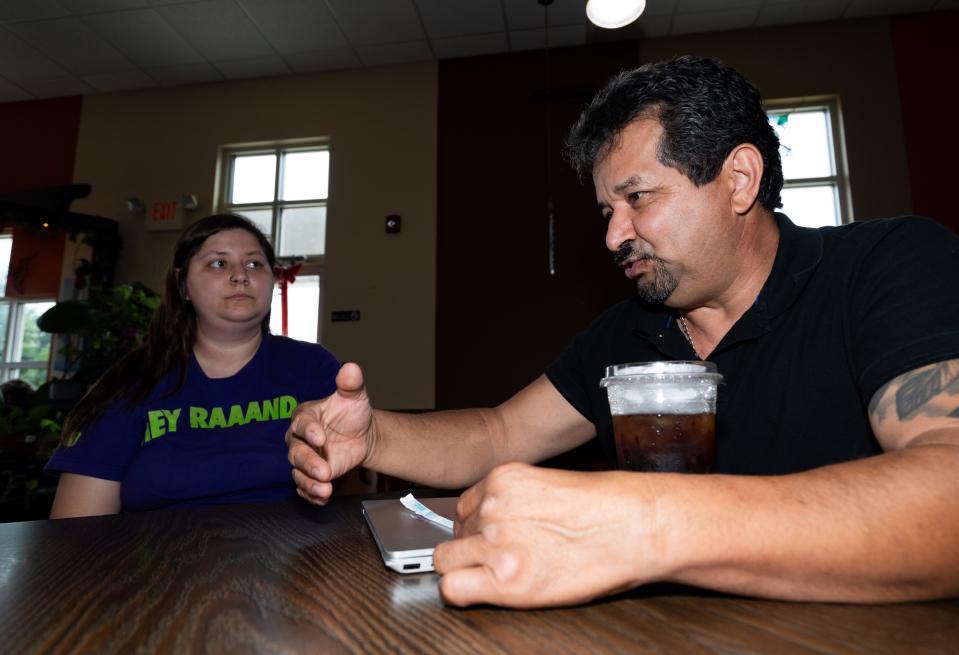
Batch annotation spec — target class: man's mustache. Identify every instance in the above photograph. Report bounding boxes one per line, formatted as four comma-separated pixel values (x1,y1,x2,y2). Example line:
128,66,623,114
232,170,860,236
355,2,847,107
613,241,656,266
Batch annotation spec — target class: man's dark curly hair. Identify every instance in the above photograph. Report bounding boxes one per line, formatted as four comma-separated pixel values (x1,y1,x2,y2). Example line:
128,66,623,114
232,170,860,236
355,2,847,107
565,56,783,211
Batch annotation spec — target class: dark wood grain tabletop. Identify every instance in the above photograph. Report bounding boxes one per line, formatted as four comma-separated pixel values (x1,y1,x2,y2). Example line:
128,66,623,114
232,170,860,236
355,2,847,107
0,495,956,655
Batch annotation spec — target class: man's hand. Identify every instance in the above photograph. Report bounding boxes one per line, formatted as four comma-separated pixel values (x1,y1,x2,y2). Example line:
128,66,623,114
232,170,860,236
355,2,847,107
433,462,661,608
286,362,375,505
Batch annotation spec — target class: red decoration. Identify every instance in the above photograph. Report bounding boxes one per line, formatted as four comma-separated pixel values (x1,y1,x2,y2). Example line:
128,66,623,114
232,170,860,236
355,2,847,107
274,263,302,336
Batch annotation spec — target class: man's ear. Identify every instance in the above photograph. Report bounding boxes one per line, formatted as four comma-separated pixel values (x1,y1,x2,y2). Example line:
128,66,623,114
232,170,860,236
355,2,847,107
724,144,764,215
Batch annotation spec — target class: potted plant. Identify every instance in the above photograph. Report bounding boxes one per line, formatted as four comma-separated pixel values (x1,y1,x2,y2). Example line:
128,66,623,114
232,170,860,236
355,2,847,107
37,282,160,392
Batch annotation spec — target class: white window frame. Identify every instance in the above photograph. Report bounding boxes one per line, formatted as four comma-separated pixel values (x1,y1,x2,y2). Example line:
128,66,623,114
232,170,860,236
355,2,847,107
214,139,329,342
765,95,854,225
0,297,56,385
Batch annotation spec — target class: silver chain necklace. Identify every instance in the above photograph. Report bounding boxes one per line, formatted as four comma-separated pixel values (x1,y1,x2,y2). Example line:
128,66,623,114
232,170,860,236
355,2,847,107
678,316,702,360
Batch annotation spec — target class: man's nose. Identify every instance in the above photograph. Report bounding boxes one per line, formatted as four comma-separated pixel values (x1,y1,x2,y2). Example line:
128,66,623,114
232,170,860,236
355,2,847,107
605,209,637,252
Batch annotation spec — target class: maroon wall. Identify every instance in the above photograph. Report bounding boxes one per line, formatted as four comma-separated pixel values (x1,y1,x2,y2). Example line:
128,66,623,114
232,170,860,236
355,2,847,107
0,96,82,194
890,11,959,233
0,96,82,296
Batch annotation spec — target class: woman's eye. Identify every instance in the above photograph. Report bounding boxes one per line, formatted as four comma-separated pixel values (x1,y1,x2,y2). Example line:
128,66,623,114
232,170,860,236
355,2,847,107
209,259,225,268
245,260,264,269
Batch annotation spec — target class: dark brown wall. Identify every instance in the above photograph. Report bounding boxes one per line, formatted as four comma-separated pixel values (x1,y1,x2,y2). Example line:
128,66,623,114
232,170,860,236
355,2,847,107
890,10,959,233
436,43,637,411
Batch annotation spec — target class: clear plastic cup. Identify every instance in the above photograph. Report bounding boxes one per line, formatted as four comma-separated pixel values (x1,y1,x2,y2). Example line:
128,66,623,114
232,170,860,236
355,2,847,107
599,361,723,473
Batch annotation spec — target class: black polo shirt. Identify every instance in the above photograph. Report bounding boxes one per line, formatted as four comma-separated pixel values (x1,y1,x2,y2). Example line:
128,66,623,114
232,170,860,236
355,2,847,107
546,213,959,475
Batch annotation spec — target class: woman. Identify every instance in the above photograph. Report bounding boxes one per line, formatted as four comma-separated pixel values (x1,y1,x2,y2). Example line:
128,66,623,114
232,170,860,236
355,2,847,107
46,214,340,517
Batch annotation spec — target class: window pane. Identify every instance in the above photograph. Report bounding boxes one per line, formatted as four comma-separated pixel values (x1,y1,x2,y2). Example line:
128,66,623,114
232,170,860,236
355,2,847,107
780,185,840,228
231,154,276,204
270,275,320,343
0,235,12,294
278,206,326,256
236,208,274,240
15,366,47,388
0,302,9,360
281,150,329,201
20,301,55,363
769,109,834,180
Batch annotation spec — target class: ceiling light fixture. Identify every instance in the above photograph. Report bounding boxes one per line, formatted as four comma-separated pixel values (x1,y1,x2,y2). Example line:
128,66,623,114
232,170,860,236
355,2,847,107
586,0,645,29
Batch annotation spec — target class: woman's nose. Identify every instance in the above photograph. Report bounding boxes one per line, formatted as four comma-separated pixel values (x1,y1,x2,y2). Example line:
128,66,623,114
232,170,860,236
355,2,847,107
229,265,249,283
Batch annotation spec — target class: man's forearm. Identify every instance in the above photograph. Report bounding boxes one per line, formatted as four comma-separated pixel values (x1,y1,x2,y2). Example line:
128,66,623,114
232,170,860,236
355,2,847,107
364,407,506,489
648,443,959,601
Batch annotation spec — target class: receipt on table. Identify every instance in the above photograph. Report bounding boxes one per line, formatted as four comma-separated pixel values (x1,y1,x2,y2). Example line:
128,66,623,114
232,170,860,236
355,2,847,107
400,493,454,531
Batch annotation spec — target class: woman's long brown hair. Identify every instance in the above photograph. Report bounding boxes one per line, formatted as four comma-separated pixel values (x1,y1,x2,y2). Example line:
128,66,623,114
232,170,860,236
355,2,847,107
60,214,276,442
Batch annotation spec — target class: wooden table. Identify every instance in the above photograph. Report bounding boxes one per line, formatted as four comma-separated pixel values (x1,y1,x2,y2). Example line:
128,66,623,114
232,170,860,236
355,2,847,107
1,496,956,654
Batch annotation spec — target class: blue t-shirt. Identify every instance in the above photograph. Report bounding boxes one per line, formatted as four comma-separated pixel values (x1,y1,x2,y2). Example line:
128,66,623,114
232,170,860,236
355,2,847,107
46,334,339,512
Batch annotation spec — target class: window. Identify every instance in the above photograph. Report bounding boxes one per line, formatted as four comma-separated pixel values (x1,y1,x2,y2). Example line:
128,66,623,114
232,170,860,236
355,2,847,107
0,236,56,386
766,97,852,228
216,141,329,342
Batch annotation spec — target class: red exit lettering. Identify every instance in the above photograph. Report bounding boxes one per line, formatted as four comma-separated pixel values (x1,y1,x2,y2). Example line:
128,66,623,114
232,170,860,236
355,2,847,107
151,201,177,221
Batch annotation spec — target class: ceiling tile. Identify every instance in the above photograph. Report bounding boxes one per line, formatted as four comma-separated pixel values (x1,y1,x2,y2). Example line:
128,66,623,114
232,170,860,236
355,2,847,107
756,1,845,27
215,56,291,80
0,0,69,22
326,0,425,45
432,31,508,59
83,9,205,67
510,24,589,52
157,0,276,61
284,48,361,73
677,0,761,12
415,0,504,39
145,62,224,85
7,16,134,74
21,75,96,99
58,0,150,13
83,68,157,91
238,0,348,55
0,76,32,101
355,40,432,66
503,0,585,31
643,0,680,17
631,14,674,38
673,7,759,35
0,31,69,84
845,0,939,18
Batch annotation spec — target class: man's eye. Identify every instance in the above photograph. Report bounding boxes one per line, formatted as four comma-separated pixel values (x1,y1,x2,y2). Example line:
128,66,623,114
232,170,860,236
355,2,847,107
602,211,613,222
627,192,642,203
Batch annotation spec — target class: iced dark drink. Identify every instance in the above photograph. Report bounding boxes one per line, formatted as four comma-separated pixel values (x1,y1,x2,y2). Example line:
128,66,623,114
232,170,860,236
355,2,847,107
600,362,722,473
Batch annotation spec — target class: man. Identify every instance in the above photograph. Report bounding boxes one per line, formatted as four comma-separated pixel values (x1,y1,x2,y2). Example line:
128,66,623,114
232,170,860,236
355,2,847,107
287,56,959,607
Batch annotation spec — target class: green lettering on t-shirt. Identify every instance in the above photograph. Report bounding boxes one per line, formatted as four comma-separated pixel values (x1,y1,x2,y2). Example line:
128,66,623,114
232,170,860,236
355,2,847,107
208,406,227,429
262,397,278,421
226,404,245,427
279,395,297,419
66,431,82,447
190,406,209,429
162,408,181,433
147,409,166,440
245,400,263,423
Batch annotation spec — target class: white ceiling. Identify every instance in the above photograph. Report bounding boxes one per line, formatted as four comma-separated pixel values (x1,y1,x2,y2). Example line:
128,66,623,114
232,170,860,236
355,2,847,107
0,0,954,104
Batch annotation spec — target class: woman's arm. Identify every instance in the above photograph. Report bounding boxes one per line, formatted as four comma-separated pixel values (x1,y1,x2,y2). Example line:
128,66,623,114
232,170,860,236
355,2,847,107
50,473,122,519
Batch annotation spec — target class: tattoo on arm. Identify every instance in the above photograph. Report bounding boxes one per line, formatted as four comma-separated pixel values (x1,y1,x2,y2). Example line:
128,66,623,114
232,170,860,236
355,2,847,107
869,360,959,422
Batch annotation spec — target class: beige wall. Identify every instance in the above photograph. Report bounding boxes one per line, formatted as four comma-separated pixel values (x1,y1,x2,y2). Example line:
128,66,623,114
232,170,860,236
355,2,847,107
71,62,437,409
641,17,912,220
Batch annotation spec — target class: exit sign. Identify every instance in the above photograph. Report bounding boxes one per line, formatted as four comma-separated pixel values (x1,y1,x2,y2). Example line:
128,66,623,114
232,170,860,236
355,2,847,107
146,200,183,231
